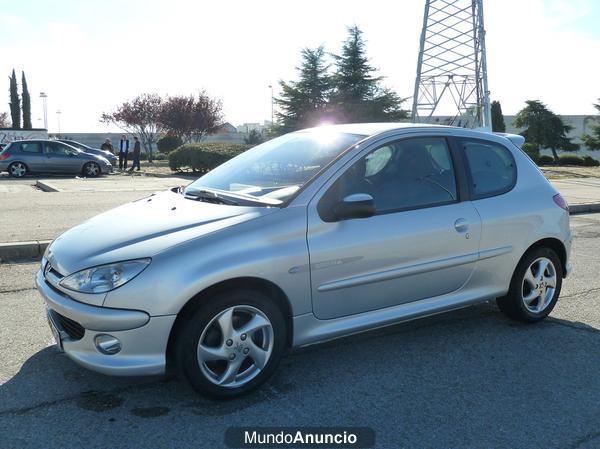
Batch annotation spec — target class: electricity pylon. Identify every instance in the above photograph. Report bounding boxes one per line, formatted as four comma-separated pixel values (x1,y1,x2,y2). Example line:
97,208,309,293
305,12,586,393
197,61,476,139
412,0,491,129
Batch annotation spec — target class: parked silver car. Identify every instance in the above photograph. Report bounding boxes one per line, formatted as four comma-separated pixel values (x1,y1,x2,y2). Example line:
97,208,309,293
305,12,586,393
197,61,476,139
36,124,571,398
0,140,112,177
58,139,119,167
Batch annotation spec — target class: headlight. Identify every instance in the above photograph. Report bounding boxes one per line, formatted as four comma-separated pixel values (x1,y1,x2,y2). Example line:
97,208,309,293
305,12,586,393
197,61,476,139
59,259,151,294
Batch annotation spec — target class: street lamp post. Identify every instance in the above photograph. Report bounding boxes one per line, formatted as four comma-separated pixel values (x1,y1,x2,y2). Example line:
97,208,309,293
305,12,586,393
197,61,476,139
39,92,48,130
56,110,62,136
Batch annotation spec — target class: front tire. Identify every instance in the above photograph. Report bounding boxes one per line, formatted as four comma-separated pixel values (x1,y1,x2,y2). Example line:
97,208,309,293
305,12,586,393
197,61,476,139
497,247,563,322
8,161,27,178
82,162,100,177
175,289,287,398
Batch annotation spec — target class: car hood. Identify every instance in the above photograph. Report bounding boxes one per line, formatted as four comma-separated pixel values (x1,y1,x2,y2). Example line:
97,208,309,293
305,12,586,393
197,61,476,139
46,190,274,275
85,152,111,163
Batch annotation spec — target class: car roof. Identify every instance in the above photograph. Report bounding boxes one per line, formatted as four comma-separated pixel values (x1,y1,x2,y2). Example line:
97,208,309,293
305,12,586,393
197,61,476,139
299,122,453,137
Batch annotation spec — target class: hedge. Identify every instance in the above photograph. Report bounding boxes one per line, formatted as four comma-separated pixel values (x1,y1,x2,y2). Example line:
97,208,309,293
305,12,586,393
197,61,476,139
583,156,600,167
537,155,555,166
168,142,252,172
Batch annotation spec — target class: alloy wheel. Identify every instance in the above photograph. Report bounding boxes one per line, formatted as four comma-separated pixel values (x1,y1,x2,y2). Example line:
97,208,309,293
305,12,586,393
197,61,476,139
196,305,274,388
521,257,557,313
9,162,26,177
85,162,99,177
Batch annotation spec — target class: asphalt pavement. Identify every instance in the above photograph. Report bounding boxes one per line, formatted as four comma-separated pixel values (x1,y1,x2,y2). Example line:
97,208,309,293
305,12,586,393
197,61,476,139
0,214,598,449
0,174,193,242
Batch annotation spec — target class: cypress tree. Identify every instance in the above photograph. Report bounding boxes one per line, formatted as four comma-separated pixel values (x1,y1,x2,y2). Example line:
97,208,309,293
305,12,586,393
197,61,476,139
491,100,506,132
9,69,20,129
22,71,32,129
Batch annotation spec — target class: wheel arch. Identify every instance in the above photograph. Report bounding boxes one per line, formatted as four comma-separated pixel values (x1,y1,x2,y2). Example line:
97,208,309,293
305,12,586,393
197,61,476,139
8,160,29,175
165,276,294,370
521,237,567,278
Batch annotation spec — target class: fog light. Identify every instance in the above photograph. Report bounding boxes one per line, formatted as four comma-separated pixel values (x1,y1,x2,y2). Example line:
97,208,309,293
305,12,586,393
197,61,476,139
94,334,122,355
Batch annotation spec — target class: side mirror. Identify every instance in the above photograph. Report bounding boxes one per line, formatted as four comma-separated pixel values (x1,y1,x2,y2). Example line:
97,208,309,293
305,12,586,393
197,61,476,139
333,193,376,220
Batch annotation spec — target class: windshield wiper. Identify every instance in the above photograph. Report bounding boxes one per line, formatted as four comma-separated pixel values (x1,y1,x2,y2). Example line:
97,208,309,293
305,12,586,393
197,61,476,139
184,189,239,205
185,187,282,206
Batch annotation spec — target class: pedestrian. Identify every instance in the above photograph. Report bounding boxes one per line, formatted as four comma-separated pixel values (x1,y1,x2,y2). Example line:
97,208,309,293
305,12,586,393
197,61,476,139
129,136,141,172
100,138,114,153
119,134,129,170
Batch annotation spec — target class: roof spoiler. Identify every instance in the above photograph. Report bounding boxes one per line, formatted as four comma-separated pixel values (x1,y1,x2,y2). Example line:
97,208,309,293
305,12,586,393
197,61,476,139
494,133,525,148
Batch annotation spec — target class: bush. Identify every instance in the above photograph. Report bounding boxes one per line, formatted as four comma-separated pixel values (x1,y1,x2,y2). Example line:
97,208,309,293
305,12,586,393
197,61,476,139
583,155,600,167
521,143,540,163
157,135,183,153
168,142,252,172
558,154,585,166
152,152,168,161
537,155,555,166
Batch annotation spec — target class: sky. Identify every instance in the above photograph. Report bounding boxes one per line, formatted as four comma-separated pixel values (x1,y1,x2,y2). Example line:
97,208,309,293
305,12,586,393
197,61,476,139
0,0,599,133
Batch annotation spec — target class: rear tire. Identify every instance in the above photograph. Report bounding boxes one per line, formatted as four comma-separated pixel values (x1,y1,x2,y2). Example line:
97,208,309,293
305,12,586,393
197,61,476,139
175,289,287,398
497,247,563,322
8,161,27,178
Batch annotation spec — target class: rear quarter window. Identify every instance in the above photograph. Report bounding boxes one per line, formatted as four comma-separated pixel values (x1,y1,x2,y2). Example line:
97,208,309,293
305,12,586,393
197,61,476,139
460,138,516,199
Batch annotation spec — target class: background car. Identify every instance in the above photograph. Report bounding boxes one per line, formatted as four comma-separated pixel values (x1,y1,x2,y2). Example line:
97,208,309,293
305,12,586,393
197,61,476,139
0,139,112,177
58,139,118,167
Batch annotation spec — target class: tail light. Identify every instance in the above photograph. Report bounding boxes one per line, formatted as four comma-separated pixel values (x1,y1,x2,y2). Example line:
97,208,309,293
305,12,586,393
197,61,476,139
0,152,10,161
553,193,568,211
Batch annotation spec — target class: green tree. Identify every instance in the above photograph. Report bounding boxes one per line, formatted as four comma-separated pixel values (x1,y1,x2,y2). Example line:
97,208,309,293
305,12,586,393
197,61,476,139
582,100,600,150
330,26,407,123
8,69,20,129
491,100,505,132
513,100,578,161
21,71,32,129
274,46,332,133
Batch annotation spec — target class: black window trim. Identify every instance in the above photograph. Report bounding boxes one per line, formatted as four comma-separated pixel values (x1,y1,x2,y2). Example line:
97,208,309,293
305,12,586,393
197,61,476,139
317,134,468,222
450,136,518,201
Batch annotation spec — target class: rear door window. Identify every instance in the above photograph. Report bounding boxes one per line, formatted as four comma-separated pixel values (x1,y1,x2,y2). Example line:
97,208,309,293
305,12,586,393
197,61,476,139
20,142,43,153
460,139,517,199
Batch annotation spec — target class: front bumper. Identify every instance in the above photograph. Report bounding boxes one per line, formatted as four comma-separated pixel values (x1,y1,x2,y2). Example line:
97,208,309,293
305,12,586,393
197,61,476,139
36,269,176,376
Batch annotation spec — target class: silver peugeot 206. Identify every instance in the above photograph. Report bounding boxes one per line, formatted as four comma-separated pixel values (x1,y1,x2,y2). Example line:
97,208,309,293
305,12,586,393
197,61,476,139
36,123,572,398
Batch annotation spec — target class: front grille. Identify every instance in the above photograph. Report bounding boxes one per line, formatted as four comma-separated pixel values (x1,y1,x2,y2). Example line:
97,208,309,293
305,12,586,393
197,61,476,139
55,312,85,340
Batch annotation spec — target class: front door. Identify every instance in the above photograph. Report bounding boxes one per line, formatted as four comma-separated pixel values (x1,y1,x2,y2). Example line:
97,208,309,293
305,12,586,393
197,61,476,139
307,136,482,320
43,141,82,173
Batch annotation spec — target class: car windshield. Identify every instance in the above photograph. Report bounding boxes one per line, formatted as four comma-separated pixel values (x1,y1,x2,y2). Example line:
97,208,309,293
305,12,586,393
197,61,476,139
184,129,365,205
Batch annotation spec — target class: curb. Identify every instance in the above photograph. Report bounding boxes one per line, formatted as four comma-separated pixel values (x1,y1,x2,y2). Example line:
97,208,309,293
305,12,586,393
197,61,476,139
0,240,52,263
35,180,60,192
569,203,600,215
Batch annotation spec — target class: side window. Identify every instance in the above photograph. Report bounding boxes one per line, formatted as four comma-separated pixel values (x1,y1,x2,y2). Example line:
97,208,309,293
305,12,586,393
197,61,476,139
46,142,74,156
461,139,516,198
322,137,458,218
20,142,42,153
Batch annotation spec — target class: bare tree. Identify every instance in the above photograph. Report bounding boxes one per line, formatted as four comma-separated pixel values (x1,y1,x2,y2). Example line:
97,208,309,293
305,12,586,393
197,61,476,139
0,112,9,128
159,92,222,143
101,93,164,161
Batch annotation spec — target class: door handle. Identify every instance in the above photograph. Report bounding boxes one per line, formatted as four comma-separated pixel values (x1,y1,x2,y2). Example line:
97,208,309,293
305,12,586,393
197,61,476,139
454,218,469,233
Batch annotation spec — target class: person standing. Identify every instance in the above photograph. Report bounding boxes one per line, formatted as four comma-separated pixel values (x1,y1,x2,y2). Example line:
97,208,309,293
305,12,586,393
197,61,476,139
118,135,129,170
100,138,114,153
129,136,141,172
